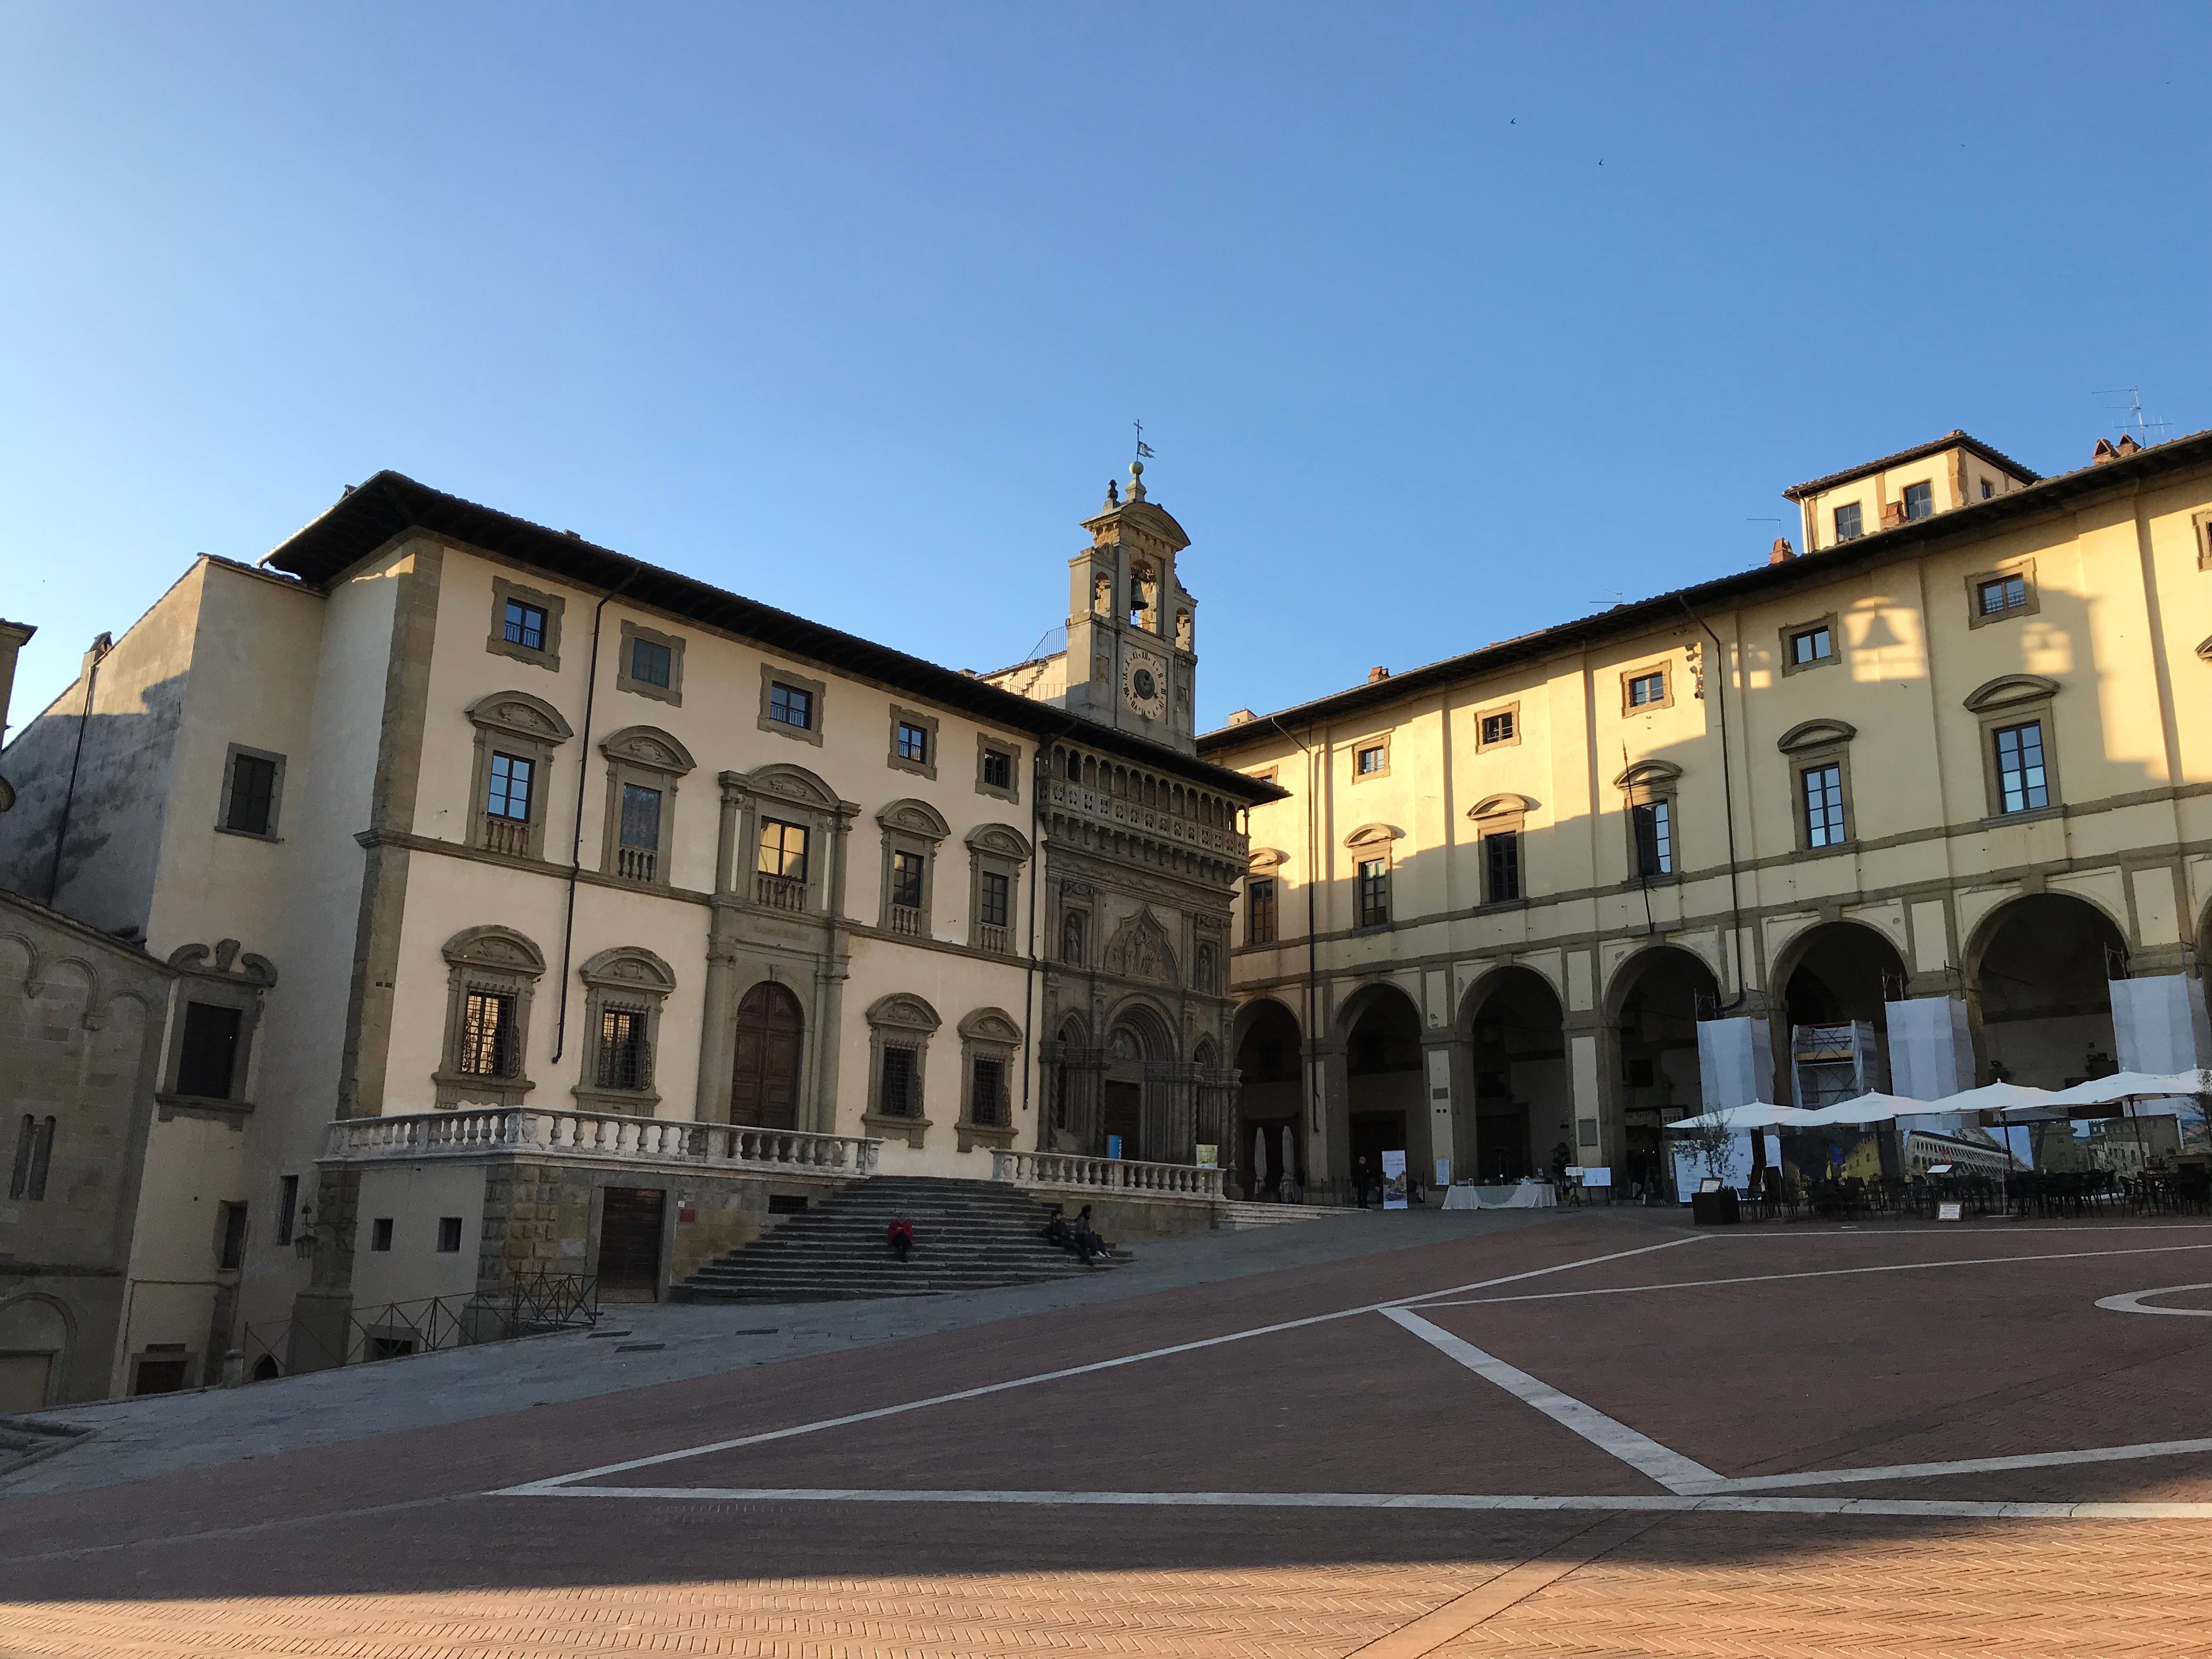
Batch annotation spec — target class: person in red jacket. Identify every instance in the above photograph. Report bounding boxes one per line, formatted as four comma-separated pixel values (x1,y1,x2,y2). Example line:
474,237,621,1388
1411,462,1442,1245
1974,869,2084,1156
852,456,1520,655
886,1216,914,1262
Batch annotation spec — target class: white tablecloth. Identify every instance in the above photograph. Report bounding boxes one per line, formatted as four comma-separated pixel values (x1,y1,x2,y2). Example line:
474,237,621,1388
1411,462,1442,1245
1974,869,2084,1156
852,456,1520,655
1442,1182,1558,1211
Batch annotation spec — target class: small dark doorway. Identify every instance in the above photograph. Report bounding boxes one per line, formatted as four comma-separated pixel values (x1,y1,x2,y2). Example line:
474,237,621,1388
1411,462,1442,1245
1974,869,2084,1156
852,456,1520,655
596,1186,667,1302
1102,1081,1143,1159
730,981,804,1129
133,1356,188,1396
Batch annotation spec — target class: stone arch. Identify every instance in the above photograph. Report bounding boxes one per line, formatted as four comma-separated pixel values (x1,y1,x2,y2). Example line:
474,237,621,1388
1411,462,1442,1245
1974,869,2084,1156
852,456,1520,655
441,924,547,976
1965,891,2130,1091
876,797,952,841
578,945,676,996
1458,963,1569,1183
1603,944,1720,1183
1102,997,1181,1164
1102,909,1179,986
0,931,38,992
1767,920,1909,1107
0,1290,74,1412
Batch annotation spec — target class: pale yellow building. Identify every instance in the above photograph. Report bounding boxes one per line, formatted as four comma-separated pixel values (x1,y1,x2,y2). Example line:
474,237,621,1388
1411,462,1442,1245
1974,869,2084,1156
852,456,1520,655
0,466,1272,1398
1205,430,2212,1200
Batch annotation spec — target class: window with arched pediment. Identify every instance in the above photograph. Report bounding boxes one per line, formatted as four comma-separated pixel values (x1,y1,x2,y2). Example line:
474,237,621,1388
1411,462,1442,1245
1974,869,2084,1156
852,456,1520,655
435,926,546,1108
574,946,676,1115
597,726,697,888
466,692,574,861
863,992,940,1149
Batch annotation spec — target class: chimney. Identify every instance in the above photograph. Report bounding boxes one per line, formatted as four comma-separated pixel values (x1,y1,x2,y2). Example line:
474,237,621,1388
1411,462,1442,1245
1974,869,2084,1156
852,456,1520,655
2092,437,2118,465
1769,537,1796,565
1367,665,1390,684
0,617,35,749
2115,433,2142,457
1226,708,1256,726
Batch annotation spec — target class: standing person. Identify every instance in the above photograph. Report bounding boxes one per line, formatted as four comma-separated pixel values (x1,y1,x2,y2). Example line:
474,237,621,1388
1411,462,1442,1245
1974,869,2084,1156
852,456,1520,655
1352,1155,1372,1209
886,1216,913,1262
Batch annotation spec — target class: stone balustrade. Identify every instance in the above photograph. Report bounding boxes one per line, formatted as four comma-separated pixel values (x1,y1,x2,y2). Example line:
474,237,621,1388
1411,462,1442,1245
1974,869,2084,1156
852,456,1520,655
1043,778,1248,861
990,1148,1225,1201
326,1107,881,1176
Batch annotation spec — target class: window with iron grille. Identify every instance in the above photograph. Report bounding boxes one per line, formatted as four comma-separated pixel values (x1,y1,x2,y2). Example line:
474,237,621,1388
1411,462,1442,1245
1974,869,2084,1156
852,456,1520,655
879,1045,918,1116
595,1005,650,1090
979,870,1009,929
629,636,672,688
1627,670,1667,708
970,1056,1007,1126
1833,502,1862,541
1483,831,1521,903
9,1115,54,1201
1357,858,1390,928
224,753,278,835
503,599,547,651
890,850,925,909
768,681,812,729
982,747,1013,790
1994,721,2049,814
757,817,808,881
1632,799,1673,877
896,721,929,764
1246,876,1277,944
458,990,518,1077
1802,763,1847,847
177,1002,243,1099
1978,574,2027,617
1480,710,1515,746
1791,626,1833,665
1903,481,1934,521
487,752,533,820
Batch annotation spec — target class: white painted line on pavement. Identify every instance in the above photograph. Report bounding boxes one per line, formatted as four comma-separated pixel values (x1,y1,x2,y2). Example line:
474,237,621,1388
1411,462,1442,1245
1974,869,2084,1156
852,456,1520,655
1378,1307,1724,1494
496,1234,1711,1495
1418,1241,2212,1308
1729,1436,2212,1491
2096,1282,2212,1317
511,1484,2212,1521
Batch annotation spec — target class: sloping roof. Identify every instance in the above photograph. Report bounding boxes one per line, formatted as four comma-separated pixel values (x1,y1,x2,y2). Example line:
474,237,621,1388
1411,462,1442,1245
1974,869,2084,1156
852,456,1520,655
1201,426,2212,749
259,471,1280,803
1782,430,2040,500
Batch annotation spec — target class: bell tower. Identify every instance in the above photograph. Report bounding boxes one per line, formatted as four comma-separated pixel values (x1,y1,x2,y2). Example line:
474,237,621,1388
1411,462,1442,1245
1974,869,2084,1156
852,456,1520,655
1062,460,1199,754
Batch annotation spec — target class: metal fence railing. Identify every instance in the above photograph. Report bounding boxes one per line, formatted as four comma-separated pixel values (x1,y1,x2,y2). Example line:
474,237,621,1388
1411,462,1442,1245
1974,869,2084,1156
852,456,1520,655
241,1271,598,1381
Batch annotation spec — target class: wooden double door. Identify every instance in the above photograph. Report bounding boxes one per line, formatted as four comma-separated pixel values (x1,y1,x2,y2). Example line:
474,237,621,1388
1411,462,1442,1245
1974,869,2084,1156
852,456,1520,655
730,981,804,1130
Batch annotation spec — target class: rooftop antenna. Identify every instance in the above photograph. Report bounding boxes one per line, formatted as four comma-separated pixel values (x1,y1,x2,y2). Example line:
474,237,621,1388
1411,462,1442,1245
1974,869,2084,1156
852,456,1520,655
2093,386,2173,446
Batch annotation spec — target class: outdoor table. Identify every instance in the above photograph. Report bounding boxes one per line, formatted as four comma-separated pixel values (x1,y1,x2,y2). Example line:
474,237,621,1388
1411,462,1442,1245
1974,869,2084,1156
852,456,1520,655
1442,1182,1558,1211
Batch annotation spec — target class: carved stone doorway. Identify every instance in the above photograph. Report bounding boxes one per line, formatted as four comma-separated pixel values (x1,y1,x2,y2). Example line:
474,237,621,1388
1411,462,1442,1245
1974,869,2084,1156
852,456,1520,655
730,981,804,1130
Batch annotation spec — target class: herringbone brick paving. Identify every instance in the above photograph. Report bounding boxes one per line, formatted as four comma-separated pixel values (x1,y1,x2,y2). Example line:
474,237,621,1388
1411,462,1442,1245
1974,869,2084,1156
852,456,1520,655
7,1215,2212,1657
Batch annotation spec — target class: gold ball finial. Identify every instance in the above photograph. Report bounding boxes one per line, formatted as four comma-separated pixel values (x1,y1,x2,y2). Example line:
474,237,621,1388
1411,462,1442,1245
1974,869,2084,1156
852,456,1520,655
1130,459,1144,477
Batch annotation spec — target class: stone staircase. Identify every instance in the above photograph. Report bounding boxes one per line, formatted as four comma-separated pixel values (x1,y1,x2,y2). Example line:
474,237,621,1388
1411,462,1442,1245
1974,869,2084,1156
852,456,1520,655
676,1176,1132,1304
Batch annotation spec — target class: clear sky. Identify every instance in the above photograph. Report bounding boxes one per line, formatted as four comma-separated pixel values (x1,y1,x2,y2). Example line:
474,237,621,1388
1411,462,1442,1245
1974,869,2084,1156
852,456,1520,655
5,3,2209,732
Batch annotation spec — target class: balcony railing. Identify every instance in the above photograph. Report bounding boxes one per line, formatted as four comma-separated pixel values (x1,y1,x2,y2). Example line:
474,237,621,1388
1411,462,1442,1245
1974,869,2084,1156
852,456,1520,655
482,815,530,857
990,1148,1225,1201
754,871,807,912
889,904,923,937
615,845,657,883
978,922,1009,954
326,1107,881,1176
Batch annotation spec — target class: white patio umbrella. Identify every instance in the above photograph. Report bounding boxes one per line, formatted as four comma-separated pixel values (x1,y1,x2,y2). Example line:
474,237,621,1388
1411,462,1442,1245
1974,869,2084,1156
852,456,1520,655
1664,1103,1818,1132
1802,1092,1934,1126
1925,1081,2058,1118
1280,1125,1294,1182
2033,1070,2212,1111
1253,1126,1267,1190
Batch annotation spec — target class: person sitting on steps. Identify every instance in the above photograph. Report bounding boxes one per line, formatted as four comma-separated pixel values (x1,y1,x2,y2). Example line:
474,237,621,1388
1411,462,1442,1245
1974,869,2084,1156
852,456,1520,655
1041,1210,1075,1252
1071,1204,1110,1266
886,1216,914,1262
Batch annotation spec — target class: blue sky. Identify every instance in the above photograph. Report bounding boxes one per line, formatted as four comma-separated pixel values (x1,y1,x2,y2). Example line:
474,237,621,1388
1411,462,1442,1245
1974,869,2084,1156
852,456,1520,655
5,3,2209,731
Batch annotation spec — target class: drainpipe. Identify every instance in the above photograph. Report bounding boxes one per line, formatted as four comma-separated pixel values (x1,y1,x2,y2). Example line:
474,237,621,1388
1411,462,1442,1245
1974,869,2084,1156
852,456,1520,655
44,633,111,906
553,570,637,1063
1267,715,1324,1150
1676,597,1747,1013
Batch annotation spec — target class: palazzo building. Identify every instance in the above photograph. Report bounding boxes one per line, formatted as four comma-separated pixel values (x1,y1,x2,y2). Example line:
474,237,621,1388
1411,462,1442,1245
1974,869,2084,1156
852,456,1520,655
1206,429,2212,1200
0,465,1272,1403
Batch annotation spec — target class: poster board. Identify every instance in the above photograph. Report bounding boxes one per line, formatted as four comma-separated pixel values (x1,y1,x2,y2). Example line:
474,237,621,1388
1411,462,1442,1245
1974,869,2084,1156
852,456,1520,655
1381,1149,1408,1210
1105,1135,1123,1160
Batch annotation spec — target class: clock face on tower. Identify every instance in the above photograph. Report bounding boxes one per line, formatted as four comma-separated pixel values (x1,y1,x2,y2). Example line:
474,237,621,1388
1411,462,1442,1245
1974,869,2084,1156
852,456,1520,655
1122,648,1169,721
